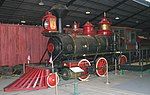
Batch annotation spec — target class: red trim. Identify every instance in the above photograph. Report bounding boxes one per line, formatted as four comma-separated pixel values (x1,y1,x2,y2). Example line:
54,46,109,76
98,30,112,36
63,61,78,68
47,43,54,53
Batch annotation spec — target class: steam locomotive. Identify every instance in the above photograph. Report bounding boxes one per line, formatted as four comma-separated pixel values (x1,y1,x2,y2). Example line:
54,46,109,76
41,6,150,81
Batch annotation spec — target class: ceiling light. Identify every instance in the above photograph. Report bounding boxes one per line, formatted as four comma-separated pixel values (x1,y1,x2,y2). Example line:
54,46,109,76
133,0,150,7
39,0,44,6
21,20,26,23
86,11,91,15
136,21,139,23
66,24,70,27
145,0,150,2
115,17,120,20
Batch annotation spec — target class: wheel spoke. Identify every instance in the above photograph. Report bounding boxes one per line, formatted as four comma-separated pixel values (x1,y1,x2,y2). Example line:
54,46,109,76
78,59,91,81
96,57,108,77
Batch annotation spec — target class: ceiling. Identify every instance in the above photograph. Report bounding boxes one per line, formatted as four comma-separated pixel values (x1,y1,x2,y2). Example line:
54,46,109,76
0,0,150,33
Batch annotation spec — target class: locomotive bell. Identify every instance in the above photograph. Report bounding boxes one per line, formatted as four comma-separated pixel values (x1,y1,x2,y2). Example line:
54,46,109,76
98,12,112,36
73,21,79,32
83,21,94,36
42,12,57,32
72,21,79,37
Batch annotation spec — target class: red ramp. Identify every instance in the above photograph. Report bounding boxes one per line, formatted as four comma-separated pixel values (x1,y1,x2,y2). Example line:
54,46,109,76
4,66,50,92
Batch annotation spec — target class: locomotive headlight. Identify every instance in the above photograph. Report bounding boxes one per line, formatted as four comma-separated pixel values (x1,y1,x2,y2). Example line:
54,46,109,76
43,19,49,29
42,12,57,32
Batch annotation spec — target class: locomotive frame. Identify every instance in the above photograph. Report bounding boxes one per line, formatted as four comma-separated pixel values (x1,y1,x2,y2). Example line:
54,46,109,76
42,25,150,81
41,7,150,82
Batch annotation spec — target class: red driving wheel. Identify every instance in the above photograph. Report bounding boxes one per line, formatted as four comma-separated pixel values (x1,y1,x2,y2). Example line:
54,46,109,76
96,57,108,77
118,55,127,65
47,73,59,88
78,59,91,81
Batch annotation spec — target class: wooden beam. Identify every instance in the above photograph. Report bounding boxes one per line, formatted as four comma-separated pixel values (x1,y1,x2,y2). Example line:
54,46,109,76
89,0,128,22
114,7,149,26
0,0,5,7
132,19,150,28
66,0,77,7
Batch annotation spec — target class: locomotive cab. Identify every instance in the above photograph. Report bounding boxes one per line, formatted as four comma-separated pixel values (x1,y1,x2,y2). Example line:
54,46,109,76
112,27,137,51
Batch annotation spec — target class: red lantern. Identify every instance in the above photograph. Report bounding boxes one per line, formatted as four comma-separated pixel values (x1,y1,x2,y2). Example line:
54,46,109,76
42,12,57,32
98,13,112,36
83,22,94,36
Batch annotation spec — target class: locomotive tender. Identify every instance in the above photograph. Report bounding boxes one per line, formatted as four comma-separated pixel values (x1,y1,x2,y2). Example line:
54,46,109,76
42,5,149,81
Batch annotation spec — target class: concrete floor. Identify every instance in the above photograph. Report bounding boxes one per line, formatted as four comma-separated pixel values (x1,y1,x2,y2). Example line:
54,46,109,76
0,71,150,95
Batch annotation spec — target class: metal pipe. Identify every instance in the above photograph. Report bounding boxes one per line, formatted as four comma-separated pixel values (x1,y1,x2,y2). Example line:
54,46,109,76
106,62,110,84
58,18,62,33
115,58,117,75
